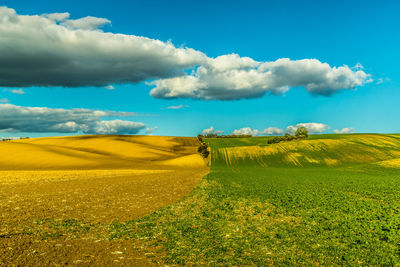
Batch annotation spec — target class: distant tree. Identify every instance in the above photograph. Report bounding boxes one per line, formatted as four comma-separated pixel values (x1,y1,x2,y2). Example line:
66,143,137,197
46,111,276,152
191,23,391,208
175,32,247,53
284,133,294,141
272,137,281,143
198,143,210,158
295,127,308,138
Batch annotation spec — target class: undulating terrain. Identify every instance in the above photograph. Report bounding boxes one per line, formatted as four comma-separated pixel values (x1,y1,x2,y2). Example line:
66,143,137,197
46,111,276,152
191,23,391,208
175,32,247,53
108,134,400,265
2,134,400,265
0,135,208,265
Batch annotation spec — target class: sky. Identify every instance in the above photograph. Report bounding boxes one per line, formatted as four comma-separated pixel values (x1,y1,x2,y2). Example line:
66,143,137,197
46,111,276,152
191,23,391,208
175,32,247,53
0,0,399,137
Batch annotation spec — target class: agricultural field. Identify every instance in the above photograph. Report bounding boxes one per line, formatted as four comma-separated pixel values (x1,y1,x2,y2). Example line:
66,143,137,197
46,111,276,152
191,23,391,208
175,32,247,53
2,133,400,265
108,134,400,265
0,135,209,265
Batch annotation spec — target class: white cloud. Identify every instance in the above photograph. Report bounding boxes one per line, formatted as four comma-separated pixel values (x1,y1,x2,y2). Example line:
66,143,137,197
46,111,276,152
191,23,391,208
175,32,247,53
0,103,146,134
42,12,70,22
262,127,285,135
2,88,26,94
0,6,205,88
0,98,9,103
104,85,115,90
231,127,259,136
150,56,371,100
166,104,189,110
90,120,145,135
61,16,111,31
145,126,158,134
232,127,284,136
202,126,224,135
353,63,364,70
286,122,330,135
376,77,391,85
10,88,25,95
0,6,371,101
334,127,355,134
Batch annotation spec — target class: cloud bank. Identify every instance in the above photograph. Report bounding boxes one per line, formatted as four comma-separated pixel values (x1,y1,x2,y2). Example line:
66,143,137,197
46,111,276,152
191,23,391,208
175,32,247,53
286,122,330,135
231,123,331,136
231,127,284,136
202,126,224,135
0,6,371,100
334,127,355,134
151,55,370,100
145,126,158,134
0,104,147,134
0,6,205,88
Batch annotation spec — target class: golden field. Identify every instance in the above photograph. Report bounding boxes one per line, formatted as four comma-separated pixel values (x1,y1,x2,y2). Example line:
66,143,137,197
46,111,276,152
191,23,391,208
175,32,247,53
0,135,208,265
0,135,206,170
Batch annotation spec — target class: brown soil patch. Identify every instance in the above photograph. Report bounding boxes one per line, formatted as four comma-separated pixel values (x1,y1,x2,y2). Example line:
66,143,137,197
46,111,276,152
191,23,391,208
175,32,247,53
0,135,209,266
0,168,208,266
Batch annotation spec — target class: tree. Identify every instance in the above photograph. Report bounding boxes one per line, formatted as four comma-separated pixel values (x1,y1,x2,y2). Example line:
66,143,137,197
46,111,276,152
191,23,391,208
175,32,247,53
198,143,210,158
284,133,294,141
295,126,308,138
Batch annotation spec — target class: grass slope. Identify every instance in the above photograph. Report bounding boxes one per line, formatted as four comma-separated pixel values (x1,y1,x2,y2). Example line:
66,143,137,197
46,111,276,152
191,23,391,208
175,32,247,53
110,134,400,265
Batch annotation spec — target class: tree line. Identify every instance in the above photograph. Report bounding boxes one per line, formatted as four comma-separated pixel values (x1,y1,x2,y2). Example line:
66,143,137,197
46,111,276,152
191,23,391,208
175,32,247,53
197,135,210,158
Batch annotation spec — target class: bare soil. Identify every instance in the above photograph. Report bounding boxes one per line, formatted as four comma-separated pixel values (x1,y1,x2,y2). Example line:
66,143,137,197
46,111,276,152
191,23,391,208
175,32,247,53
0,168,209,266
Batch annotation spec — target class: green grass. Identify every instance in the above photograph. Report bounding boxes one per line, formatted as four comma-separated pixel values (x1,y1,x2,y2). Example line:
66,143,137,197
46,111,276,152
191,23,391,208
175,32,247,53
110,134,400,265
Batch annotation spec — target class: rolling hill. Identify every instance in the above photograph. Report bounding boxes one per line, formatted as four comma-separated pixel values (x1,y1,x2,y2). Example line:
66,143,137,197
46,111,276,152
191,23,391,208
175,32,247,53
109,133,400,265
3,134,400,265
0,135,206,170
207,134,400,168
0,135,209,265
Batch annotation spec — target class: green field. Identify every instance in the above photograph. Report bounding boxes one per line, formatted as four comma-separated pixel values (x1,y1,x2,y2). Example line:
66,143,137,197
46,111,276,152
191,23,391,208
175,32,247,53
108,134,400,265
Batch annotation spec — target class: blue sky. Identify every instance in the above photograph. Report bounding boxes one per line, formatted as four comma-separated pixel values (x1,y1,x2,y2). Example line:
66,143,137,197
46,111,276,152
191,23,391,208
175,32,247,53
0,0,399,137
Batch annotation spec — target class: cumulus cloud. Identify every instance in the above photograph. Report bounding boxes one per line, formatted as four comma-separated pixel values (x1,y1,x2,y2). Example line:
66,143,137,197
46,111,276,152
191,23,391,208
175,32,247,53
166,104,189,110
90,120,145,135
150,55,371,100
0,6,371,100
145,126,158,134
42,12,70,22
0,104,147,134
202,126,224,135
334,127,355,134
10,88,25,95
104,85,115,90
286,122,330,135
231,127,284,136
61,16,111,31
0,6,205,88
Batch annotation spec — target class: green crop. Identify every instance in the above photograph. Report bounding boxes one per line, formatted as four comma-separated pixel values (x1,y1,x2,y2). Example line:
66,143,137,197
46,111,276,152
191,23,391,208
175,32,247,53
110,134,400,265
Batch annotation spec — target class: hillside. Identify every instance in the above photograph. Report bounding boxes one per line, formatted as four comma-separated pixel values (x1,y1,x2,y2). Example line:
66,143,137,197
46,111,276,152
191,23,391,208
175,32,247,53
3,134,400,265
0,135,205,170
0,135,209,266
207,134,400,167
108,133,400,265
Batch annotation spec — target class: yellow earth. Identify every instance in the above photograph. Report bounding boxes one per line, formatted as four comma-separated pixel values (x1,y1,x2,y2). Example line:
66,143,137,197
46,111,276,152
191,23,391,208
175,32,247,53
0,135,209,266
